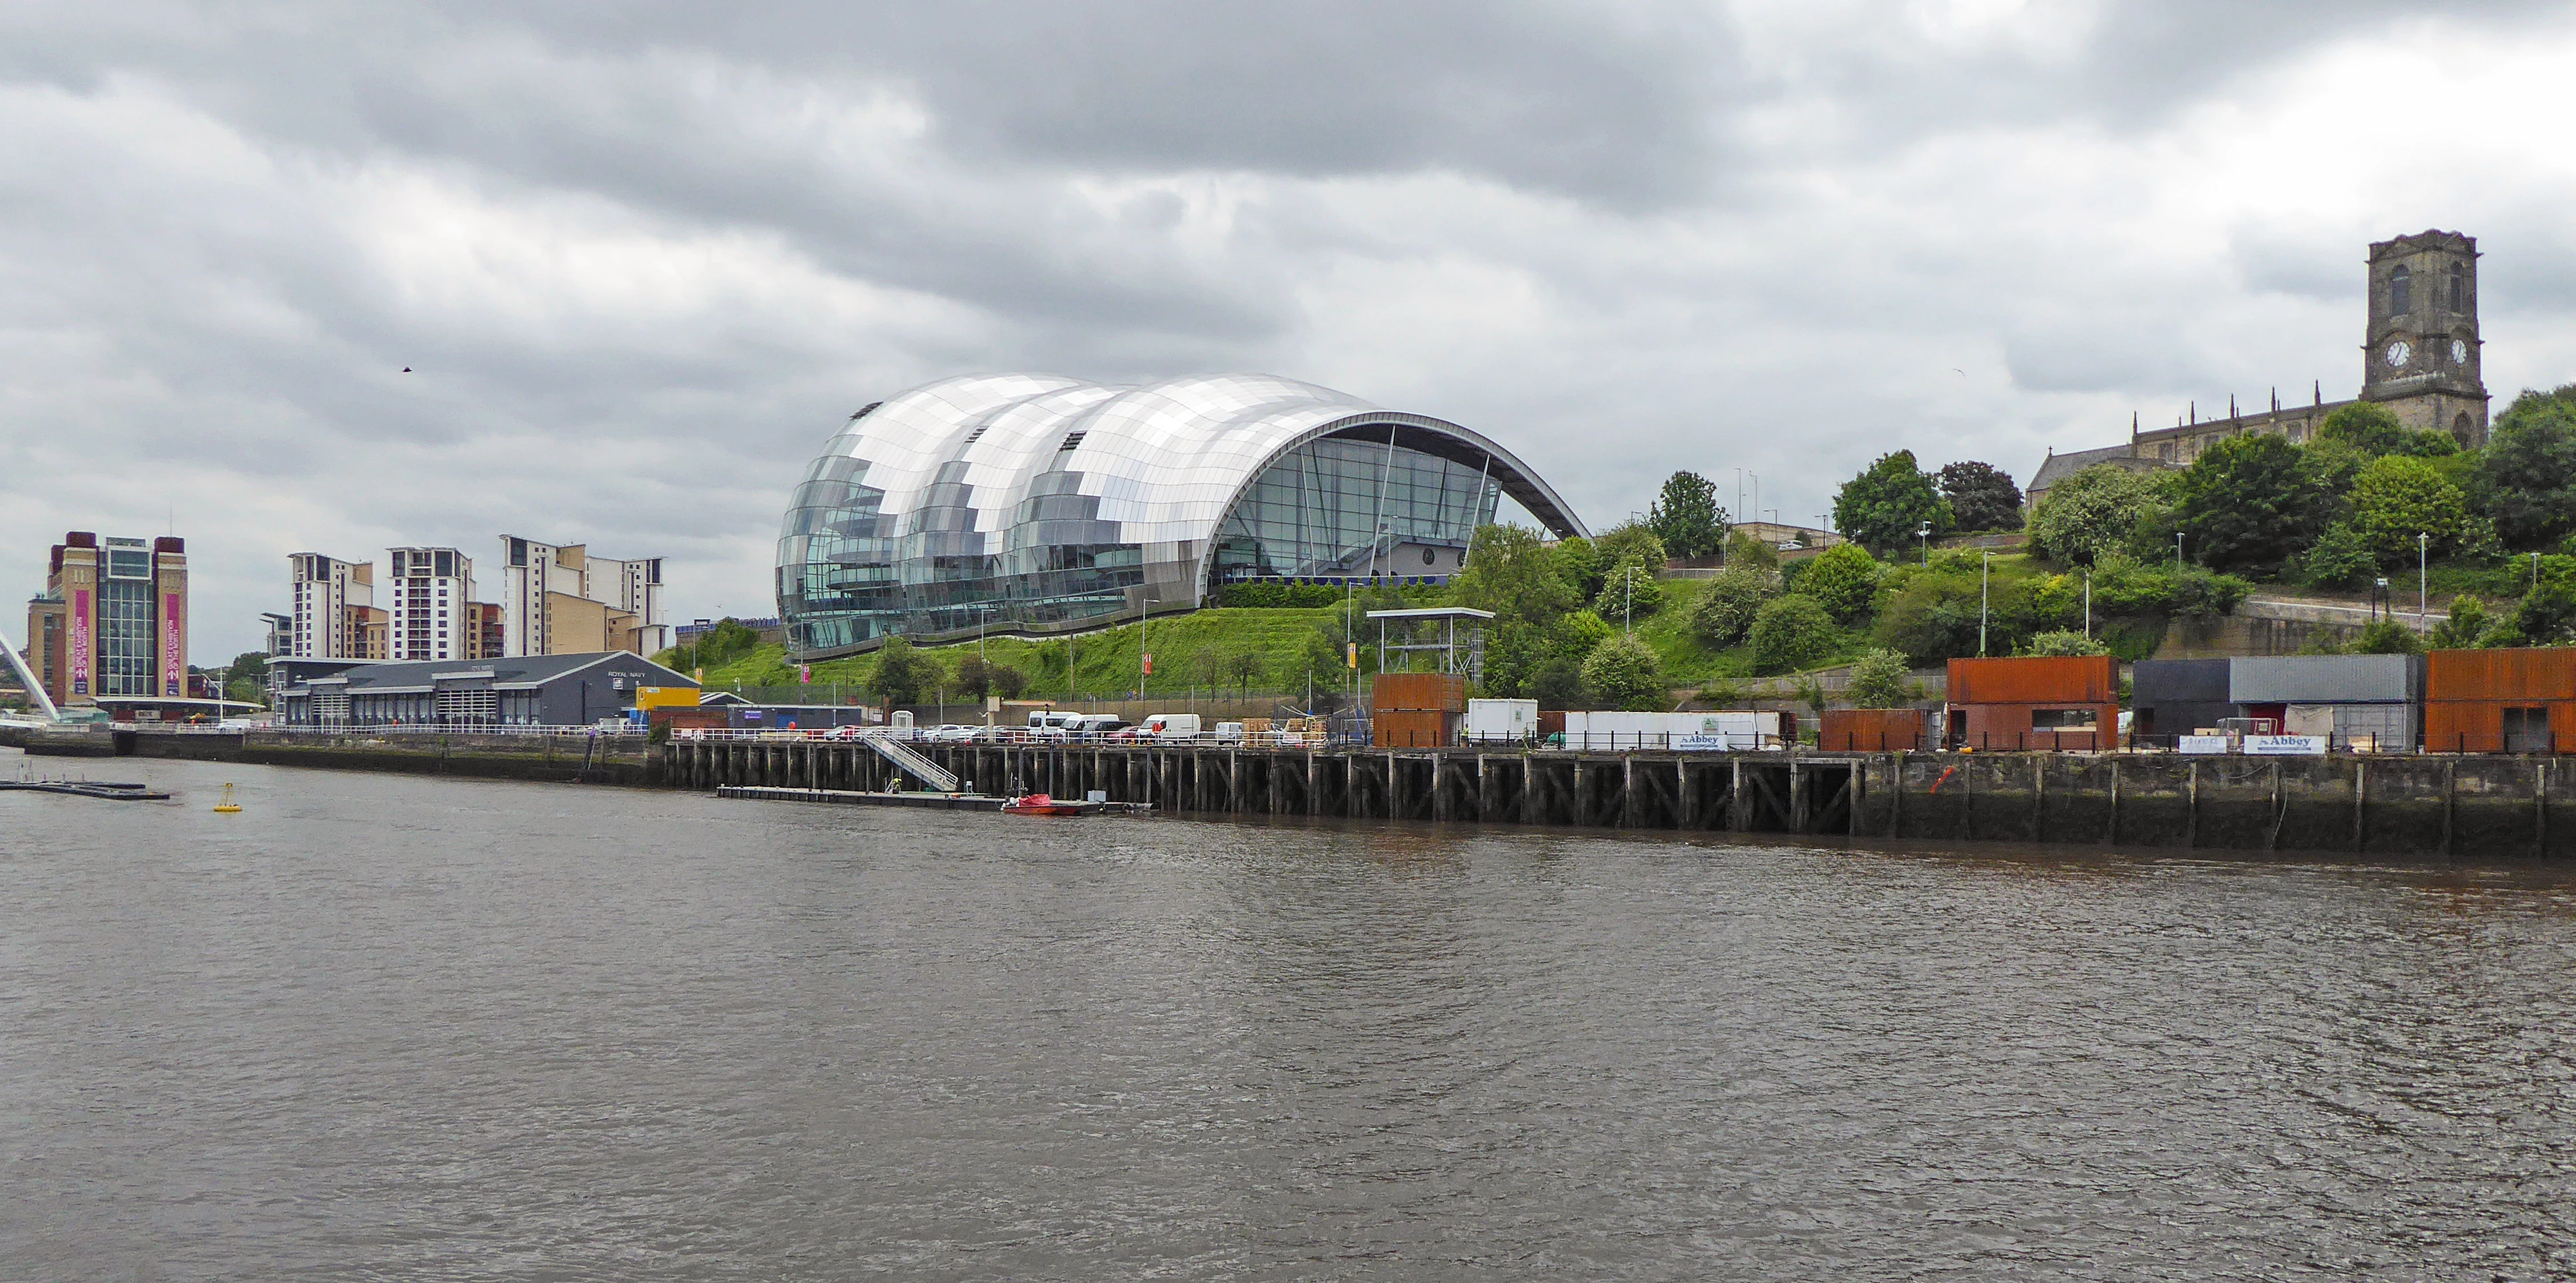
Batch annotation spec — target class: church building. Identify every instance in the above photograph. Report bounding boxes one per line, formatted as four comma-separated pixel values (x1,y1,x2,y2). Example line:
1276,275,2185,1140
2027,230,2490,511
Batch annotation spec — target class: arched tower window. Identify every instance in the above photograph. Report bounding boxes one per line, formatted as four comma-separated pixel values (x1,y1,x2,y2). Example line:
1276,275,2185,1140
2454,412,2475,443
2450,261,2466,312
2390,264,2412,315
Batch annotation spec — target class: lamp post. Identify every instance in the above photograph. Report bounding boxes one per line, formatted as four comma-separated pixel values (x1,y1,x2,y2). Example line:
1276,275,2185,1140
2536,551,2544,593
2175,531,2185,571
1622,564,1636,634
1980,551,1992,657
2084,568,2092,639
2417,532,2428,621
1917,520,1931,565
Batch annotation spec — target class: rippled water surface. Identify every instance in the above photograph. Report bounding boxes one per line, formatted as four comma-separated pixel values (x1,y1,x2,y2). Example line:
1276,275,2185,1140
5,750,2576,1280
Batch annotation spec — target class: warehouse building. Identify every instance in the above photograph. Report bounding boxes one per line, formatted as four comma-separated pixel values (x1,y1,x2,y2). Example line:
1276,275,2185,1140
273,652,693,728
2129,658,2238,745
2230,655,2420,752
1944,656,2119,751
2425,649,2576,754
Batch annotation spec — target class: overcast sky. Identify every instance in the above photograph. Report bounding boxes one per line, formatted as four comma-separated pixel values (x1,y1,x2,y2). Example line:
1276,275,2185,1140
9,1,2576,660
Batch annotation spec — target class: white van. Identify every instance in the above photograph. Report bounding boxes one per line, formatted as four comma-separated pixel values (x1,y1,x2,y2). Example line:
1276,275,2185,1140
1026,710,1081,739
1141,712,1203,740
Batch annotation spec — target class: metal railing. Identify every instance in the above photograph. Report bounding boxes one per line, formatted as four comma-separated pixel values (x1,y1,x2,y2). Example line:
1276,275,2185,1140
151,723,651,738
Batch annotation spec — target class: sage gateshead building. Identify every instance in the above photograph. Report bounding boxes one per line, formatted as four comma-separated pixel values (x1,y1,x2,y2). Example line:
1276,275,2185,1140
777,373,1589,660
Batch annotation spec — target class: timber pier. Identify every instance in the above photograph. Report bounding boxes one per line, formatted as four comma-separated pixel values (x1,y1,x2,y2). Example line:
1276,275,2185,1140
661,737,2576,858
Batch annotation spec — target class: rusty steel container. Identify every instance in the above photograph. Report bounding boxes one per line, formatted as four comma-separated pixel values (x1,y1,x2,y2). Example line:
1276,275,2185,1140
1372,672,1468,712
1371,708,1457,748
2425,648,2576,703
1820,708,1931,752
1947,655,2116,705
1536,710,1568,738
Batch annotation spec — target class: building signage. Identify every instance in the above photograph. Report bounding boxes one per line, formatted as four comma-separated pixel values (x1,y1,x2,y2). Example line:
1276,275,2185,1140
2178,735,2231,755
2246,734,2328,755
69,588,91,695
799,664,811,685
162,592,186,697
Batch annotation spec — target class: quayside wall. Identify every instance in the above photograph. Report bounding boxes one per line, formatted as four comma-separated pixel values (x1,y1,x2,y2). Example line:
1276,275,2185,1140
663,739,2575,860
21,729,657,786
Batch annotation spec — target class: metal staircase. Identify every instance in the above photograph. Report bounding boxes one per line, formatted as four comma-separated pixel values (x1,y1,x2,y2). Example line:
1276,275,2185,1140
859,731,960,792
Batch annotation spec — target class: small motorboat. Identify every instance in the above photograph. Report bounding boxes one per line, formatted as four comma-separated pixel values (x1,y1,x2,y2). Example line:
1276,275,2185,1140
1000,792,1102,816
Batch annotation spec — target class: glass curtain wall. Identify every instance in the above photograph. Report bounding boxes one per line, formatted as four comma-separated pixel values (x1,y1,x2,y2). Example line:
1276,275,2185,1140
1209,434,1501,581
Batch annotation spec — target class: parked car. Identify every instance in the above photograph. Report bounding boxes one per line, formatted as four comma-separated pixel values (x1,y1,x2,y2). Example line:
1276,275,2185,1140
1210,721,1245,744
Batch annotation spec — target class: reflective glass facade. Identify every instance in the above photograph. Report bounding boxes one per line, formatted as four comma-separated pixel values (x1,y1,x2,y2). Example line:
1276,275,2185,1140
776,374,1585,659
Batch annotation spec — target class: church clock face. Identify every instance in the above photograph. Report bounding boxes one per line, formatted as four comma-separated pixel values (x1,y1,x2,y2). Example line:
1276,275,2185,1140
2385,338,2411,368
2452,338,2468,365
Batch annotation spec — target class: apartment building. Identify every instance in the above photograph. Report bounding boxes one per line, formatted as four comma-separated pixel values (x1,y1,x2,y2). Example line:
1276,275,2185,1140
499,536,668,657
385,547,472,662
288,552,382,660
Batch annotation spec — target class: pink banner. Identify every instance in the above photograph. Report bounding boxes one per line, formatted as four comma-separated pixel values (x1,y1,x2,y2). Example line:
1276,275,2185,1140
70,588,91,695
162,592,186,697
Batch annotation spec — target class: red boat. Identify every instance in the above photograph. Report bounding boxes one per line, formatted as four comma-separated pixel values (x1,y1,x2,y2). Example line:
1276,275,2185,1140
1000,793,1100,816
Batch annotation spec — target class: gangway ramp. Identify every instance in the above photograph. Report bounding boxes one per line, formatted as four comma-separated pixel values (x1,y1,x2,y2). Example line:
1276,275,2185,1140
858,731,960,792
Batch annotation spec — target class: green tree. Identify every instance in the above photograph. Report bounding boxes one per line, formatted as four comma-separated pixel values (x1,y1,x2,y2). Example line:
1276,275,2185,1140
2348,455,2470,564
2513,556,2576,644
1843,648,1911,708
1593,522,1668,573
2350,620,2423,654
2296,523,2378,590
1687,565,1779,647
1832,450,1952,554
2481,384,2576,551
1749,593,1837,674
2171,433,2330,572
1533,611,1614,707
1798,543,1883,624
2428,594,2490,650
2315,402,2412,456
1724,527,1781,571
1552,536,1608,603
1453,523,1574,629
1935,461,2025,532
1579,632,1666,711
2020,629,2108,657
1646,471,1728,559
1593,553,1666,625
2029,464,2168,566
1223,647,1265,698
870,636,935,707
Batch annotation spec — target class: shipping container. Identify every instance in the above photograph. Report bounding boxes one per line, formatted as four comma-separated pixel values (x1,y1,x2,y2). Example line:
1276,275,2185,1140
2425,647,2576,703
1820,708,1932,752
1561,710,1788,750
1537,710,1567,738
1945,702,2119,752
1371,708,1457,747
2229,654,2419,704
2423,699,2576,754
1372,671,1468,712
2129,659,2233,740
2280,703,2416,752
1947,656,2116,705
1462,698,1539,742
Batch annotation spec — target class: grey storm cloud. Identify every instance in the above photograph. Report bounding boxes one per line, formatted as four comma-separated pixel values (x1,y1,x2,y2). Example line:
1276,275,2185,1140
7,1,2576,658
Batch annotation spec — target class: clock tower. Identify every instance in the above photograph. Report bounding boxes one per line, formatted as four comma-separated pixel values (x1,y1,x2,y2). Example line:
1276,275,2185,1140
2360,229,2489,445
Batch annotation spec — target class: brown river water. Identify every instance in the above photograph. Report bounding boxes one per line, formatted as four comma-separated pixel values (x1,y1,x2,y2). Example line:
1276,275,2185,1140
4,748,2574,1280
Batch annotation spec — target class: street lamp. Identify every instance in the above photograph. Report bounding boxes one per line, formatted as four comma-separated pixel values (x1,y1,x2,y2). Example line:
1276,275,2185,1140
2083,568,2092,639
2175,531,2185,571
1980,551,1992,656
1917,520,1931,565
2417,532,2428,620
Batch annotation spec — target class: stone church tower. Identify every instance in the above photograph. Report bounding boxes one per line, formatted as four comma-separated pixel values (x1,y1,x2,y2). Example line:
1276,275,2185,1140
2361,230,2489,445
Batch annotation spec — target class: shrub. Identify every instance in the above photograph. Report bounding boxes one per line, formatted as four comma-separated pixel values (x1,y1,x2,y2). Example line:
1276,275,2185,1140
2297,524,2379,591
1213,581,1346,608
2020,629,2108,656
1844,648,1911,708
1580,632,1666,711
1592,554,1666,623
1723,527,1781,572
2427,595,2490,650
1749,593,1837,674
2350,619,2423,655
1799,543,1883,624
1688,565,1778,647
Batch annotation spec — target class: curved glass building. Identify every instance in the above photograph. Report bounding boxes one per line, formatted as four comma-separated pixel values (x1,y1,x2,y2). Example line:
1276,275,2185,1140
776,373,1589,659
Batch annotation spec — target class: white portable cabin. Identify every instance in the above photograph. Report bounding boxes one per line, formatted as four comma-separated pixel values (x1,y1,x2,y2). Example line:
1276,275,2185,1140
1462,698,1539,742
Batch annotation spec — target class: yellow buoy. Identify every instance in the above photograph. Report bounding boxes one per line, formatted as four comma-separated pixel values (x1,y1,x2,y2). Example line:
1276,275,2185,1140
213,783,242,814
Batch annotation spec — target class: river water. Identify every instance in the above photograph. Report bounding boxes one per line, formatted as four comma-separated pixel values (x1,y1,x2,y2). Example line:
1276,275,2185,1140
4,749,2574,1280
